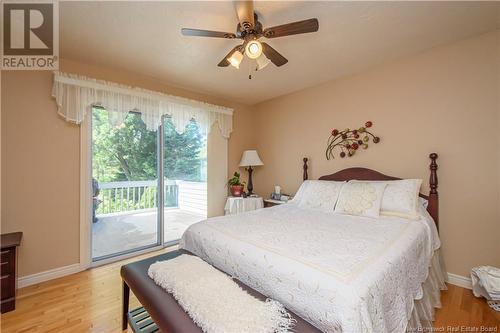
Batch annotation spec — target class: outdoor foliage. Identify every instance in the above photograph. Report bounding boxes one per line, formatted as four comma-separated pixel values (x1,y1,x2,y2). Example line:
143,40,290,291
163,118,205,181
92,110,157,182
92,108,205,214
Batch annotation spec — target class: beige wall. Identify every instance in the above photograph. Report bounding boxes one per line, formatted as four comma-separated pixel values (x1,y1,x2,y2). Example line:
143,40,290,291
1,60,256,276
254,31,500,277
2,31,498,279
2,71,80,276
207,124,228,218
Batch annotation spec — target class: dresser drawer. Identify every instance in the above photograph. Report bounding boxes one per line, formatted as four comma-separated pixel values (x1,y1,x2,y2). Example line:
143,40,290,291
0,248,14,264
0,261,11,276
0,233,22,313
0,248,14,276
1,274,14,299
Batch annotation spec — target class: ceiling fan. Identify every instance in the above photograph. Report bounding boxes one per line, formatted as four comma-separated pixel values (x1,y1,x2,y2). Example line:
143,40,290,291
181,1,319,73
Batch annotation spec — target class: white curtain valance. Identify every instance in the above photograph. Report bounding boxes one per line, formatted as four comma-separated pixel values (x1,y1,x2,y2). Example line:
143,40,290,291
52,72,234,138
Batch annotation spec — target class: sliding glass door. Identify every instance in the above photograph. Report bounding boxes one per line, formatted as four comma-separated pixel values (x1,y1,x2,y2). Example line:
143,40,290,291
90,110,207,261
91,108,161,260
163,118,207,244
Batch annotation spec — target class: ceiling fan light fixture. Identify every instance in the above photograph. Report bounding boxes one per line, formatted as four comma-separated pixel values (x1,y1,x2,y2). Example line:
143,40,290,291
181,2,319,73
245,40,262,59
255,54,270,71
228,49,244,69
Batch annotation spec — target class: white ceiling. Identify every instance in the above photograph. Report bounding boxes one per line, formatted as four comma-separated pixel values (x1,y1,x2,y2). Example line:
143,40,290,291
60,1,500,105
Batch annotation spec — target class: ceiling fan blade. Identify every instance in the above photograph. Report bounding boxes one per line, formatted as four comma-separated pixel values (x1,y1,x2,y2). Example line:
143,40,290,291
234,1,254,31
218,45,243,67
181,28,236,39
261,42,288,67
263,18,319,38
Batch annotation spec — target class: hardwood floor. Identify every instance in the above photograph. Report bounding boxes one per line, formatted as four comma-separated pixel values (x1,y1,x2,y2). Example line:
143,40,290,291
434,283,500,329
0,249,171,333
1,250,499,333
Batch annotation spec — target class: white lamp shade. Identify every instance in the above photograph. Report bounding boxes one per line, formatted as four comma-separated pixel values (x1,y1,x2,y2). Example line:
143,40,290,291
239,150,264,167
228,50,244,69
255,54,270,71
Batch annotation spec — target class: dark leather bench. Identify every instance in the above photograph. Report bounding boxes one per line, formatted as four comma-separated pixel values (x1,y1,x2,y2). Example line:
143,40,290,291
121,249,320,332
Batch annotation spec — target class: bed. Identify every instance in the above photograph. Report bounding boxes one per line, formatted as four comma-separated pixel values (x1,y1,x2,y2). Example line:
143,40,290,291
121,153,445,333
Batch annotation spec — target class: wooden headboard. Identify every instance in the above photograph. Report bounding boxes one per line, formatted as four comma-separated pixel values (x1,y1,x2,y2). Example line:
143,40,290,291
302,153,439,229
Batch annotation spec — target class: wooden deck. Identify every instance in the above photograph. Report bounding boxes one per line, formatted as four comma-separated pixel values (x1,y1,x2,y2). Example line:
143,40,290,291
92,208,205,258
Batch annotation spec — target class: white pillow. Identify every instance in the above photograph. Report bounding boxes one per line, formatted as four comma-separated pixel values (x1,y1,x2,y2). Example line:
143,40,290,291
380,179,422,219
334,181,387,218
293,180,345,212
419,197,428,209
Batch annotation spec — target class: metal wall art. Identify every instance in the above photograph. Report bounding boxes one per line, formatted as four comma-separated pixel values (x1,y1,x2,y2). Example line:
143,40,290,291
326,121,380,160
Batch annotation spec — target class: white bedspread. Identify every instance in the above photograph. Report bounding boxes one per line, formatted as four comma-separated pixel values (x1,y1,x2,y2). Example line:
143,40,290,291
180,203,440,333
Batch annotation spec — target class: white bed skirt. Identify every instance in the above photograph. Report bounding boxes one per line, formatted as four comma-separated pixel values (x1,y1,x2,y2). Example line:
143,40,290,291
406,249,448,332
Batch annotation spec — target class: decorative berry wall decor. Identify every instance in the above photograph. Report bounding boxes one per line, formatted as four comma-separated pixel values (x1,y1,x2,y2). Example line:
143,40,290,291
326,121,380,160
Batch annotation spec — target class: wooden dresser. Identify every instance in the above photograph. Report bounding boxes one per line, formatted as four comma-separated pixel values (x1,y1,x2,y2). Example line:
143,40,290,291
1,232,23,313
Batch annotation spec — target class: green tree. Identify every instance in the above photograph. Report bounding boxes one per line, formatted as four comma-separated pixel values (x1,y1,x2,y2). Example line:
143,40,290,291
92,109,205,183
163,118,204,181
92,109,157,182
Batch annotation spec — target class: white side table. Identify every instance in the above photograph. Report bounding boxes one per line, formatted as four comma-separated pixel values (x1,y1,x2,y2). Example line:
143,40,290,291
224,196,264,215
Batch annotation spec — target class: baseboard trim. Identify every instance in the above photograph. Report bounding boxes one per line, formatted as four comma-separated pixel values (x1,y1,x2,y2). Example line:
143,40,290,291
18,263,84,288
17,266,474,290
446,272,472,289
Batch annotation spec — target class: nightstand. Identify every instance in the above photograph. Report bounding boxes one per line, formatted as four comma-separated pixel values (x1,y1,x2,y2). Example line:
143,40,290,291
263,199,288,208
225,196,264,215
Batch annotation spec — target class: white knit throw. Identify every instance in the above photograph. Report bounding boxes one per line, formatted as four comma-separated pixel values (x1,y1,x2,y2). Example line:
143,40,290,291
148,255,294,333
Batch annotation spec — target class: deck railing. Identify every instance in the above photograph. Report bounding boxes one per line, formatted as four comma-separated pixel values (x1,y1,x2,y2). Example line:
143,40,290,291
96,180,179,215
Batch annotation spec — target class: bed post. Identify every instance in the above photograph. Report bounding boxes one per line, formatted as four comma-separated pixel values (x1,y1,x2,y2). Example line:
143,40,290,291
303,157,308,180
427,153,439,230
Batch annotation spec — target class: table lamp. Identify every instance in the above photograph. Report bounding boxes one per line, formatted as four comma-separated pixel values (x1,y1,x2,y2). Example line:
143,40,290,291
239,150,264,195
